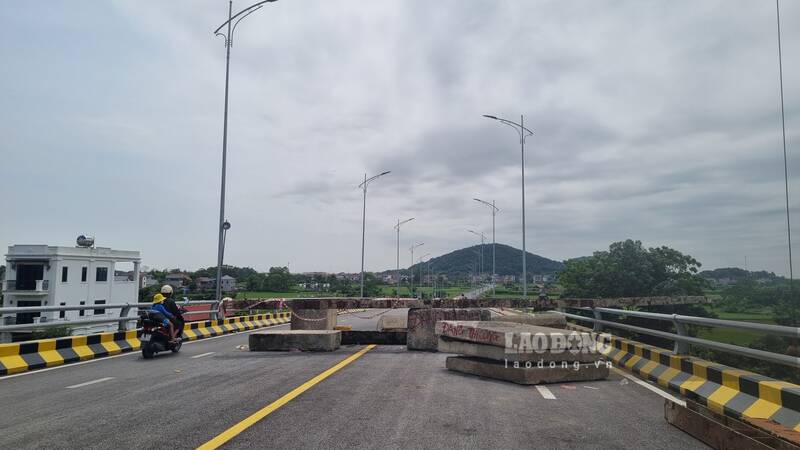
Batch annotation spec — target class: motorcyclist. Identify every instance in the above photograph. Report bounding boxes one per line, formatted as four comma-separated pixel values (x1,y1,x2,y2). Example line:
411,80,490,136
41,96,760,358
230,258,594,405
150,293,178,343
159,285,184,340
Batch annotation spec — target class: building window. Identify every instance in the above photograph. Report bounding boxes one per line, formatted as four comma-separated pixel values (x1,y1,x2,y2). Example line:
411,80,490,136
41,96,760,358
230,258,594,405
96,267,108,282
94,300,106,315
79,301,85,317
81,267,87,282
61,267,69,283
59,302,66,319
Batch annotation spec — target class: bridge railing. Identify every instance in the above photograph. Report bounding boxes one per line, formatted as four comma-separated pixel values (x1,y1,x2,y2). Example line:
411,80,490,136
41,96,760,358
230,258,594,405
0,300,222,333
561,307,799,368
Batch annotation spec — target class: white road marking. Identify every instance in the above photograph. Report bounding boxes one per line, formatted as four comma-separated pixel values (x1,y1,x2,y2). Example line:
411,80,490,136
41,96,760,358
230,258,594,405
191,352,215,359
0,323,288,380
611,368,686,406
535,385,556,400
66,377,114,389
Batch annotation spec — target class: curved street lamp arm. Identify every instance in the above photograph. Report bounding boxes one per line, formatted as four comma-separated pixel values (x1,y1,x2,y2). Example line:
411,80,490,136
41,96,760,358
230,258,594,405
214,0,278,36
483,114,534,138
473,197,499,212
229,5,263,45
358,170,391,188
394,217,415,230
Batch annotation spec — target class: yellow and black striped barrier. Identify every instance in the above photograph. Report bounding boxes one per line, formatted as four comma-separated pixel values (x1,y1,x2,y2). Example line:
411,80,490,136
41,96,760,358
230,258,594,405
0,312,291,376
602,335,800,432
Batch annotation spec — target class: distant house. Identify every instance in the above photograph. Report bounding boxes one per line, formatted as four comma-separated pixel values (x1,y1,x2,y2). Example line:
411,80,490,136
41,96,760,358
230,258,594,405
195,277,214,291
221,275,236,292
165,273,191,288
140,273,158,289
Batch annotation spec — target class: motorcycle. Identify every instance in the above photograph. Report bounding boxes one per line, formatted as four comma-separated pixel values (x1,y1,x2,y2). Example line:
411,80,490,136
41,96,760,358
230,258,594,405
139,299,188,359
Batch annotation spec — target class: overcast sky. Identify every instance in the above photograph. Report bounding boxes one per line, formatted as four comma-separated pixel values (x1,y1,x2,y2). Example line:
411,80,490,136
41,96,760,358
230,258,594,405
1,0,798,276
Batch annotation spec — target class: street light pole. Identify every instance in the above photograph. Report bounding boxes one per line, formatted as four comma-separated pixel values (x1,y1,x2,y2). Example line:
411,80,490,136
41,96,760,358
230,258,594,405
410,242,424,296
467,230,486,281
213,0,278,304
474,198,499,295
418,253,430,299
775,0,796,329
394,217,414,298
359,171,391,298
483,114,533,298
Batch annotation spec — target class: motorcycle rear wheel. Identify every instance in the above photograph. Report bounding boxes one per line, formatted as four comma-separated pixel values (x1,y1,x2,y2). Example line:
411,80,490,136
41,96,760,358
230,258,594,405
142,344,155,359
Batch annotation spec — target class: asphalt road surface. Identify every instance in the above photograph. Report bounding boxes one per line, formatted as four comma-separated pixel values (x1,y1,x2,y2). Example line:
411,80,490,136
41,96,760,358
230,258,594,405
0,310,707,449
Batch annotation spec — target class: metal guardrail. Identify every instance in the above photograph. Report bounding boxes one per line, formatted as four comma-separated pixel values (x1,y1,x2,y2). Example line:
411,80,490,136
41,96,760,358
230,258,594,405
0,300,223,332
560,307,800,368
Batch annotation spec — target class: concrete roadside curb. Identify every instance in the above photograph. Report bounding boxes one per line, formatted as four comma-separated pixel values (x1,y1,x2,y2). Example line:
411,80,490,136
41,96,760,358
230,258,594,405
600,335,800,433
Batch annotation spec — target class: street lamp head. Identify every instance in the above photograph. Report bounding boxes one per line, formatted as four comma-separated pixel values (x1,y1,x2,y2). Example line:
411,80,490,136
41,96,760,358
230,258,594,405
380,171,391,176
483,114,498,120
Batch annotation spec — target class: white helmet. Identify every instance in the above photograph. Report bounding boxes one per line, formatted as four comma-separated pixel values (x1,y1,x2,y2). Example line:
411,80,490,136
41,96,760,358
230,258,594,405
160,284,174,294
222,297,233,302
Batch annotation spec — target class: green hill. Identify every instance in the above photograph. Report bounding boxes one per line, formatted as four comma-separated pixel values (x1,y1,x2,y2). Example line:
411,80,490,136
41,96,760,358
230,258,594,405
405,243,563,278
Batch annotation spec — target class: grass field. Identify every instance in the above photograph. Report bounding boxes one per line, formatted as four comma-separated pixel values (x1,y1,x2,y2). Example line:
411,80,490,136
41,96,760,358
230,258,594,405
695,307,775,347
377,285,470,297
237,291,342,299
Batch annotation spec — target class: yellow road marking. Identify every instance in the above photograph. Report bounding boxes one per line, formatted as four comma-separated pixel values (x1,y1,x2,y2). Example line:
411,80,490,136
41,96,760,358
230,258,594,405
196,344,376,450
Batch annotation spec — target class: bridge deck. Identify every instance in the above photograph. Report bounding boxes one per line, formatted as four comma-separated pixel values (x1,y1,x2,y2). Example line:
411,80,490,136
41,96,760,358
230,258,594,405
0,310,707,449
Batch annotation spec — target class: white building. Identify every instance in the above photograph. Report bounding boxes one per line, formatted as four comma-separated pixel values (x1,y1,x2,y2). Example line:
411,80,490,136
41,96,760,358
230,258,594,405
140,273,158,289
2,244,141,337
221,275,236,292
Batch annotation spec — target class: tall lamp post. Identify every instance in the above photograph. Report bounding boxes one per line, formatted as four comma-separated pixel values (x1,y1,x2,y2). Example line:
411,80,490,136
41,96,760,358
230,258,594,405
775,0,796,329
410,242,424,295
467,230,486,282
418,253,430,299
483,114,533,298
474,198,499,296
394,218,415,298
212,0,279,304
359,171,391,298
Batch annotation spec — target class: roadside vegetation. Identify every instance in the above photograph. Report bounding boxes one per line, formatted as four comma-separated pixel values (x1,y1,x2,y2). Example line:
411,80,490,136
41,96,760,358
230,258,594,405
557,239,798,382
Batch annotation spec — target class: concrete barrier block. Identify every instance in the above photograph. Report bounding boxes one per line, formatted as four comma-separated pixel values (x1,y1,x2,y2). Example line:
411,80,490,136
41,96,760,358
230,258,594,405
377,315,407,331
446,356,610,385
437,337,601,363
407,308,490,351
249,330,341,352
290,309,338,330
435,320,594,352
490,312,567,329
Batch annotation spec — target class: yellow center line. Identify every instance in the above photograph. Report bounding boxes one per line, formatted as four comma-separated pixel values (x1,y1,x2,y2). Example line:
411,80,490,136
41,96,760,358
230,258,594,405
197,344,377,450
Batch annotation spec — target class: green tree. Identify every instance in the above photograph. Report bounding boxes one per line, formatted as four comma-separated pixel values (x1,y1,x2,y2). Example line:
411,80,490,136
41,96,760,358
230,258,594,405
264,267,291,292
559,239,707,298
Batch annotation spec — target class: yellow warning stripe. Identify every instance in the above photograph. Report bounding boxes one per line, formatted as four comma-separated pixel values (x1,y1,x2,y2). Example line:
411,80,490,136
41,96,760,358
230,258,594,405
0,313,291,377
